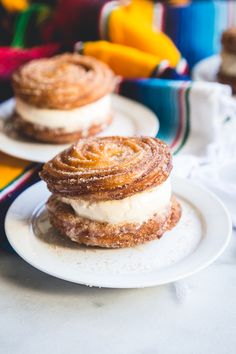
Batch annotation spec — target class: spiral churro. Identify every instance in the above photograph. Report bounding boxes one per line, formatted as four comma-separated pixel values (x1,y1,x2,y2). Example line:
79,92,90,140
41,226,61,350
12,54,116,143
40,137,181,248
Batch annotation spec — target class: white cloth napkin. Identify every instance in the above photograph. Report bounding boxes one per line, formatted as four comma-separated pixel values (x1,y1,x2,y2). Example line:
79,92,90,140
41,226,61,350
174,125,236,226
173,83,236,301
174,82,236,225
180,81,232,156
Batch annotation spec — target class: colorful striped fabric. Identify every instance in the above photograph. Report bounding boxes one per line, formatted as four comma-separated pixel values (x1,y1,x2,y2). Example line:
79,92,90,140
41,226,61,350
0,153,41,250
120,79,191,154
119,79,231,155
0,153,39,203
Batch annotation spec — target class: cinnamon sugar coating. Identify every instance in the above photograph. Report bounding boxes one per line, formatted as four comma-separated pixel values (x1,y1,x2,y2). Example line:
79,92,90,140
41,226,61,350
40,136,172,201
47,196,181,248
12,53,116,109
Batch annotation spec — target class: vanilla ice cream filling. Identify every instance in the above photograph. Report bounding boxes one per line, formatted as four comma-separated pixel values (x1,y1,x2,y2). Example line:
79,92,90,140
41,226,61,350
15,95,111,132
61,178,171,224
221,51,236,76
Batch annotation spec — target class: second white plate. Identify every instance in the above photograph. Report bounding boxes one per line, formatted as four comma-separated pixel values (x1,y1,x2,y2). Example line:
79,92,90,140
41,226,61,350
0,94,159,163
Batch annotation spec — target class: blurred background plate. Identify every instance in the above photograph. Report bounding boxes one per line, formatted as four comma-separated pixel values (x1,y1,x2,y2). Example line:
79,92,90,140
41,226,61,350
0,94,159,163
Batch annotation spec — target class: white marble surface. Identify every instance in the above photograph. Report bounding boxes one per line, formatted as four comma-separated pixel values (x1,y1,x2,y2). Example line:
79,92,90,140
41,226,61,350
1,230,236,354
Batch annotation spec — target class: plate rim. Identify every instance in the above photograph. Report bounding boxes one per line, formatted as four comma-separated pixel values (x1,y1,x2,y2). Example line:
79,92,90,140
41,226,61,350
0,94,159,163
4,177,232,288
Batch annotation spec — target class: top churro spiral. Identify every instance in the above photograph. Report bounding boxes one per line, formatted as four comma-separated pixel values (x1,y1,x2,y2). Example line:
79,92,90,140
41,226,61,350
12,53,116,110
40,136,172,201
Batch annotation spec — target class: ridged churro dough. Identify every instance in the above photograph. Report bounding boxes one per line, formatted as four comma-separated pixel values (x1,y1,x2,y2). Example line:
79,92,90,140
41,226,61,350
40,136,172,201
13,53,116,110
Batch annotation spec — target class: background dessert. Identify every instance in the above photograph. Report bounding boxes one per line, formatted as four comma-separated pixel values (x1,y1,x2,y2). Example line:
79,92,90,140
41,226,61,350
40,136,181,248
12,53,116,143
218,28,236,93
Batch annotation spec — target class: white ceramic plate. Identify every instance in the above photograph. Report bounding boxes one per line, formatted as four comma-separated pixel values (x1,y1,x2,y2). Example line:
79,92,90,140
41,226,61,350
0,94,159,163
5,177,231,288
192,55,221,82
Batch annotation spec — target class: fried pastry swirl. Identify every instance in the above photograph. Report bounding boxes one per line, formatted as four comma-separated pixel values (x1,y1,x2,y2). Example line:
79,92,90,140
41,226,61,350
13,53,116,110
40,136,172,201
